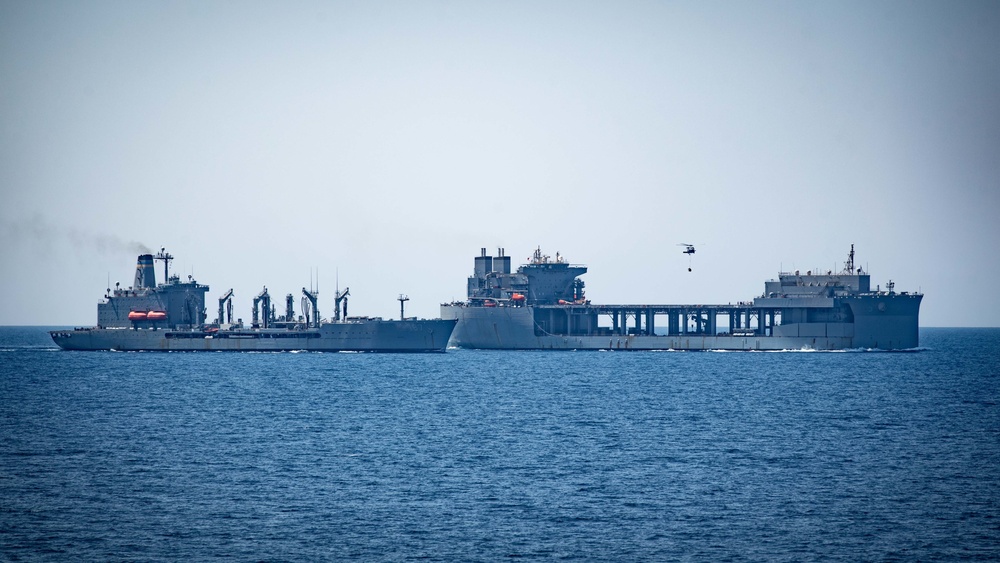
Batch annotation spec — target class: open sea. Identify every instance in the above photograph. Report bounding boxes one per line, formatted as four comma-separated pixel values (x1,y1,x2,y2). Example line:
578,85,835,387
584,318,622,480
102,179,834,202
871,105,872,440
1,326,998,561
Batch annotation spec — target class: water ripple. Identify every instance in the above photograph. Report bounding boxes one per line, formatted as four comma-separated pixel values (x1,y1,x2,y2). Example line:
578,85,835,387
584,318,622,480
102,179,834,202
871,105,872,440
0,327,998,561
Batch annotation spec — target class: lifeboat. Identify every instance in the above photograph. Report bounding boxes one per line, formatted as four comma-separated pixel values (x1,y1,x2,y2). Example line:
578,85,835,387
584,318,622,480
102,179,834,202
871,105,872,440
511,293,526,301
128,311,148,320
483,299,497,308
146,311,167,321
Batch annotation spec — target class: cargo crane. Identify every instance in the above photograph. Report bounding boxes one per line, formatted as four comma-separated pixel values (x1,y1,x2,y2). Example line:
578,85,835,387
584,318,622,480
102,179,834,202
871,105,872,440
218,288,234,325
335,287,350,321
252,286,271,328
301,288,320,327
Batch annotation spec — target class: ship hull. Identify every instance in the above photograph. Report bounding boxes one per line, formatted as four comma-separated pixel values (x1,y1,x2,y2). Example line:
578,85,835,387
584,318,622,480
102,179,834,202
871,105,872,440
50,319,457,352
445,245,921,351
441,303,919,351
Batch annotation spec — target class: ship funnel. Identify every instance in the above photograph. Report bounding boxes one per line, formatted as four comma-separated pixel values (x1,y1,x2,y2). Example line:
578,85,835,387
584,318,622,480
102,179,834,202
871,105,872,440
494,248,511,274
474,249,493,278
133,254,156,289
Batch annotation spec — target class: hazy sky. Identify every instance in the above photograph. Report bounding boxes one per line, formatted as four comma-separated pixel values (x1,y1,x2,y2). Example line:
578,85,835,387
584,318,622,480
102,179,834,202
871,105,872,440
2,1,998,327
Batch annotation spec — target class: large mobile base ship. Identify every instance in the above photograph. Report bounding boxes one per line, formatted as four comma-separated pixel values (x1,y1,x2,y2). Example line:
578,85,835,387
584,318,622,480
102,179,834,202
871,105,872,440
51,250,455,352
441,245,921,351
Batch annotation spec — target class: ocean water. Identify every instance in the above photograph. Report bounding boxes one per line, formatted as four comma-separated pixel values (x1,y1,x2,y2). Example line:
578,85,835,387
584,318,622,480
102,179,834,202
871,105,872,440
1,327,998,561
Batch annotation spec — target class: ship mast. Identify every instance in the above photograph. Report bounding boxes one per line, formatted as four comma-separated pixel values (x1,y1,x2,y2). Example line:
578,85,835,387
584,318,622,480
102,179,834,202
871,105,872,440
398,294,409,320
155,248,174,284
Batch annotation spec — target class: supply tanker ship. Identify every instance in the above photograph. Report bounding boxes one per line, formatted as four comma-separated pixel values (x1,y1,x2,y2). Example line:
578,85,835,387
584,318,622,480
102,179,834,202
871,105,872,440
441,245,921,351
51,250,455,352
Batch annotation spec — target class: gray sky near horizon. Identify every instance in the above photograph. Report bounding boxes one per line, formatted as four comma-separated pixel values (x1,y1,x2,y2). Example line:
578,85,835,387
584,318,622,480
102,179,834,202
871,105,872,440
1,1,998,327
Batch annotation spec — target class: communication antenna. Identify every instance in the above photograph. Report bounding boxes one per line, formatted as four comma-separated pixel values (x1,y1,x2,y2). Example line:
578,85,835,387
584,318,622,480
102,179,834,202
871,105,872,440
308,267,319,294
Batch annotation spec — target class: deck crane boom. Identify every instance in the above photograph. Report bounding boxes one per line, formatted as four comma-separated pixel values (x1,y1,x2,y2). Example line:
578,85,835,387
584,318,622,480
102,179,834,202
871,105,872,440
335,287,350,321
218,288,233,325
301,288,320,327
252,287,271,328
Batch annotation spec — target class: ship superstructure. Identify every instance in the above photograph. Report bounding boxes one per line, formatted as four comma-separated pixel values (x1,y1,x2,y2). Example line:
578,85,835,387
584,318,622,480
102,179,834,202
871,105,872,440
51,250,455,352
97,250,209,329
441,245,922,350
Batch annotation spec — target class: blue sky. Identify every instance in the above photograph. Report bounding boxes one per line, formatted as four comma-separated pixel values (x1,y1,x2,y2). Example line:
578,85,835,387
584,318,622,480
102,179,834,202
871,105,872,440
2,1,998,326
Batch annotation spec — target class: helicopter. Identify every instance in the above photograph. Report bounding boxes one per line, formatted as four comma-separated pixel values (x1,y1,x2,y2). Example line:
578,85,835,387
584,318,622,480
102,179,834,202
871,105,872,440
678,243,697,271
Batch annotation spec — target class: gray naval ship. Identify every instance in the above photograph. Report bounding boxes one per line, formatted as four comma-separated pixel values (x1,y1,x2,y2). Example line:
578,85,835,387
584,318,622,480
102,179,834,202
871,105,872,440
441,245,922,351
51,250,456,352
